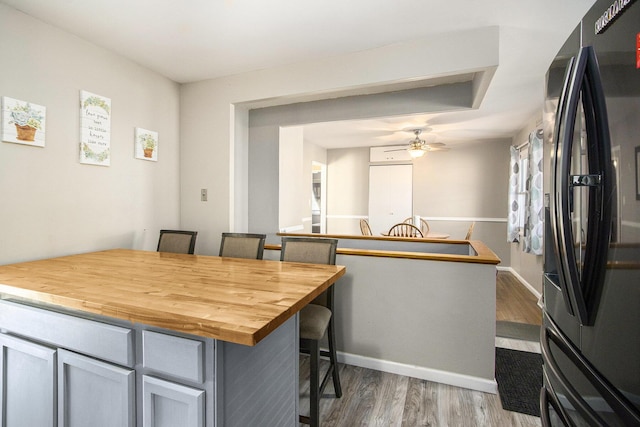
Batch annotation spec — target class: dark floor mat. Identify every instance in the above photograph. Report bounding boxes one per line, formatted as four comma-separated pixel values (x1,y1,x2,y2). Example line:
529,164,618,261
495,347,542,417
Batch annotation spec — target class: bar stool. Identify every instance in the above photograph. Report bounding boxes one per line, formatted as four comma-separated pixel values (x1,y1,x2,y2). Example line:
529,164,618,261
157,229,198,254
280,237,342,427
219,232,266,259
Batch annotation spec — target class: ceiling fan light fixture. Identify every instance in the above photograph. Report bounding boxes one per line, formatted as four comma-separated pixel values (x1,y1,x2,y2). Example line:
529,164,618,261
408,146,426,158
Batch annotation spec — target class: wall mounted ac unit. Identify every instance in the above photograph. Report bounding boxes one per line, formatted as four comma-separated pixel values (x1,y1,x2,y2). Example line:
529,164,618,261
369,146,412,162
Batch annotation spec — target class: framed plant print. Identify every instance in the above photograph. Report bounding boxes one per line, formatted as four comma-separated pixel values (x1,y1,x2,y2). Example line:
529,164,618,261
135,127,158,161
1,96,46,147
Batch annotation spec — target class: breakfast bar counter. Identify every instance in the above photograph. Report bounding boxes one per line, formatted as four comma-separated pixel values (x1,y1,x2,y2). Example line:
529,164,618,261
0,249,345,427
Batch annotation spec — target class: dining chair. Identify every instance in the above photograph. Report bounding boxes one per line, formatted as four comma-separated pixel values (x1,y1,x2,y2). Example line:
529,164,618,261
157,229,198,254
403,217,430,236
419,218,431,235
387,222,424,238
359,219,372,236
465,221,476,240
219,232,266,259
280,237,341,427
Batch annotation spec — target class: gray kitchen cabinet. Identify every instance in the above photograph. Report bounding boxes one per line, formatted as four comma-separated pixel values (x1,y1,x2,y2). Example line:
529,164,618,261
0,334,56,427
0,297,299,427
142,375,204,427
58,348,135,427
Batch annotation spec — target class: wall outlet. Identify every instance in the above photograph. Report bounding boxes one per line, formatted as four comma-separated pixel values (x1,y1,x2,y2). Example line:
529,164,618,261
201,188,208,201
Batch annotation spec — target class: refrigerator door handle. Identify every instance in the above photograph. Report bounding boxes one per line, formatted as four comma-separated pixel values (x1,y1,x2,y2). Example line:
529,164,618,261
540,371,576,427
576,46,613,326
553,46,613,325
555,47,589,322
542,321,640,425
550,56,578,316
541,325,608,426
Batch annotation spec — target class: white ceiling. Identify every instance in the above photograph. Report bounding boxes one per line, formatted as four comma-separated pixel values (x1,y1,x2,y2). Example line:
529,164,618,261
1,0,594,149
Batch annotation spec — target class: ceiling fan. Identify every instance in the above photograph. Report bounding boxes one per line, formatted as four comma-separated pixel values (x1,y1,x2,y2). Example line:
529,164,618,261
384,129,448,158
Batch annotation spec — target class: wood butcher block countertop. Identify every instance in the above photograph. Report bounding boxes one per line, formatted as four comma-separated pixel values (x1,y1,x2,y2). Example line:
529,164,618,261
0,249,346,346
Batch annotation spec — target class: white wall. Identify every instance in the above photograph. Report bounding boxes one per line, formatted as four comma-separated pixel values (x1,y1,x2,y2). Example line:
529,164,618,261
278,126,304,231
326,148,370,235
0,5,181,264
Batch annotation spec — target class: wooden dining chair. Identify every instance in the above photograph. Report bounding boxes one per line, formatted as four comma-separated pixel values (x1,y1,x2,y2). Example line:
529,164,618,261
403,217,430,235
465,221,476,240
359,219,372,236
157,229,197,254
280,237,341,427
387,223,424,238
219,232,266,259
419,218,431,236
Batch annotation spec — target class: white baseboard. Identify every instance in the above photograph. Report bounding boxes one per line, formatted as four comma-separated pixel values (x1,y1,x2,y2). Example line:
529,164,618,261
337,351,497,395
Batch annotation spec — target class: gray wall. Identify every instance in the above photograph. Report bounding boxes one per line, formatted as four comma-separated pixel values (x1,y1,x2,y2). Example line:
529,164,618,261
323,141,512,264
247,75,512,266
414,139,512,264
183,27,499,255
0,5,181,264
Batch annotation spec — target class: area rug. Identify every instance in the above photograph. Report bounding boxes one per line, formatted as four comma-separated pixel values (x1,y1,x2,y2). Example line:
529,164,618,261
496,321,540,342
495,347,542,417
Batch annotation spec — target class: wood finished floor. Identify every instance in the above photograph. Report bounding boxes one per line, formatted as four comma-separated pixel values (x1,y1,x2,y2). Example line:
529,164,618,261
299,270,543,426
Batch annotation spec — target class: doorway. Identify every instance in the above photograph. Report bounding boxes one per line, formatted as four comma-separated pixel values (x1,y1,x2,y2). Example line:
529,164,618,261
311,162,327,234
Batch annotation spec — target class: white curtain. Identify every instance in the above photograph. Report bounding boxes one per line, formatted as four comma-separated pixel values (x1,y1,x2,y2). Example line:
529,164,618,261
507,146,520,242
523,129,544,254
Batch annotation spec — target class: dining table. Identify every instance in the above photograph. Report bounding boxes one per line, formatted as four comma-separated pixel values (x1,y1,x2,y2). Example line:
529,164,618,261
0,248,346,426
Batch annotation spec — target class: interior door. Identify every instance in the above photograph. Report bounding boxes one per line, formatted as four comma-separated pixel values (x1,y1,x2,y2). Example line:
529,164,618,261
368,164,412,235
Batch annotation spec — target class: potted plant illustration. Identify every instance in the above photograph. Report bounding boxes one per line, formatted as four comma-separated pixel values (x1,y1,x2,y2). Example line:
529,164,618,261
9,102,43,141
139,133,157,158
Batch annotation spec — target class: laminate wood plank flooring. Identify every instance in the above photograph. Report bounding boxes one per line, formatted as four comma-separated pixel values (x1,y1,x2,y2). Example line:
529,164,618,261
496,270,542,325
299,270,542,426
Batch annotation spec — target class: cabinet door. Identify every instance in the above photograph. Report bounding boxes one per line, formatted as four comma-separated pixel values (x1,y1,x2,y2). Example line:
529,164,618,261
142,375,204,427
0,334,56,427
58,348,134,427
368,164,413,234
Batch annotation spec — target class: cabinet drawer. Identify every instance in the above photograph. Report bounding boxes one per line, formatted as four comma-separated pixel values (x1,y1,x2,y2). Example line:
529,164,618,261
142,330,204,383
0,300,133,367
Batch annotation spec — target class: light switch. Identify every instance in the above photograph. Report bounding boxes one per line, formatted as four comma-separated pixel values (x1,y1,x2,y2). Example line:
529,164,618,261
201,189,208,201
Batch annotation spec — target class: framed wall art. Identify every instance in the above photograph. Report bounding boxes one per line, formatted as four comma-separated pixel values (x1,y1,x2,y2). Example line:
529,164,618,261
79,90,111,166
134,127,158,161
1,96,46,147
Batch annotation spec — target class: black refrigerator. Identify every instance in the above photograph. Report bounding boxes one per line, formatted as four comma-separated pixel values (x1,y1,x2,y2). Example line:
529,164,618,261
541,0,640,425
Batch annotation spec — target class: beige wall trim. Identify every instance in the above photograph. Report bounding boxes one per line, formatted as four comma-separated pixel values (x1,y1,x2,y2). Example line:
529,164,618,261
422,216,507,223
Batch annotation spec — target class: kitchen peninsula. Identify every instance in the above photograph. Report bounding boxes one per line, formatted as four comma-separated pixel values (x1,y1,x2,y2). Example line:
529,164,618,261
0,249,345,427
265,233,501,394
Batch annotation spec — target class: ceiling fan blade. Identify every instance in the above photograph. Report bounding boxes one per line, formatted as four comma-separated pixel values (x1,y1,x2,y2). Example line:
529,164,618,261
426,147,450,152
426,142,446,148
383,148,407,152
